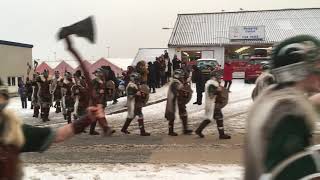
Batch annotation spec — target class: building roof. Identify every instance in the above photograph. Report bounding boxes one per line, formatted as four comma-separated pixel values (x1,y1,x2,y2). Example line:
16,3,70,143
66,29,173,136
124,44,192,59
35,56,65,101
0,40,33,48
133,48,168,65
37,58,126,77
54,61,75,73
90,58,123,76
168,8,320,47
36,62,54,75
75,60,92,71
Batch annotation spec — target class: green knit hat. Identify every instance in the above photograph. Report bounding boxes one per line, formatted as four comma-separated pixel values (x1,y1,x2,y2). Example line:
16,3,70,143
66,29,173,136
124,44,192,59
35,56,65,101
271,35,320,82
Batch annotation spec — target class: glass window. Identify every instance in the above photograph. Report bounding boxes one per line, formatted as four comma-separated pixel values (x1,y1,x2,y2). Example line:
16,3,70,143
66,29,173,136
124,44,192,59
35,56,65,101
249,59,270,65
18,77,23,85
181,51,201,63
11,77,16,86
7,77,11,86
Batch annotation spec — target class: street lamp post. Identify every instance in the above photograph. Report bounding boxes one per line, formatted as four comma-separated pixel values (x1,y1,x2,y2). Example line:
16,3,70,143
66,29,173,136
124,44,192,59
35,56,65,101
106,46,110,58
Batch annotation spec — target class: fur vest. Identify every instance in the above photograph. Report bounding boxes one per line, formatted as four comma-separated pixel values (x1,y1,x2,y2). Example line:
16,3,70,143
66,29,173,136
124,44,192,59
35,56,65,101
165,79,183,120
204,79,219,120
126,82,138,119
245,85,317,180
0,108,25,180
252,71,275,100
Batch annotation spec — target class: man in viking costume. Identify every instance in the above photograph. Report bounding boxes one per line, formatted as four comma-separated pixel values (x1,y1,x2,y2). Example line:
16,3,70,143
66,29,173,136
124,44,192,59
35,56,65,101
89,68,106,135
31,73,41,118
251,64,275,100
61,72,75,124
72,70,89,121
38,69,53,122
121,72,150,136
245,35,320,180
51,71,64,113
165,69,193,136
0,78,105,180
90,68,116,136
195,77,231,139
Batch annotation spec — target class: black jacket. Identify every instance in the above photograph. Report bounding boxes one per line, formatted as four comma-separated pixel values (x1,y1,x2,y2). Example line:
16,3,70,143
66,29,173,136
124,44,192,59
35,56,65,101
147,63,156,84
192,69,204,93
172,58,181,70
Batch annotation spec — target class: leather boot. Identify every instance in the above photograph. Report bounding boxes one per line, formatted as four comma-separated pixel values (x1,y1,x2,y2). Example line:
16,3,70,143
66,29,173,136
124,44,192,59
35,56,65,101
33,106,39,118
138,118,150,136
40,109,44,119
67,111,72,124
42,108,50,122
168,120,178,136
216,120,231,139
96,117,115,136
181,116,193,135
89,121,100,135
121,118,133,134
102,126,116,136
195,119,211,138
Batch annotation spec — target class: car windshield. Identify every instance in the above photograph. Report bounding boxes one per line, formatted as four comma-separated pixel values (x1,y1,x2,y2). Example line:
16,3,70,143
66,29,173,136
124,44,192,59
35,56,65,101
197,60,218,70
248,58,270,65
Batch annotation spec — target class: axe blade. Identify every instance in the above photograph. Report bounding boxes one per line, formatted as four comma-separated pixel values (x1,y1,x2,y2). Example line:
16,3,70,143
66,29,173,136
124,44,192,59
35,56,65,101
57,16,96,43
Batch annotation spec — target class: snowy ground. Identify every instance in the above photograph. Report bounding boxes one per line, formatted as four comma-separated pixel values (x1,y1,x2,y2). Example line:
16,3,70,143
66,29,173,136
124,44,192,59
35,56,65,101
24,163,242,180
8,80,256,180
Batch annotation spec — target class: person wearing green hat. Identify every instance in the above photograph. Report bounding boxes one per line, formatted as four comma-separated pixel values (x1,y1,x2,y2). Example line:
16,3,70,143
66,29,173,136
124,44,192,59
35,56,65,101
245,35,320,180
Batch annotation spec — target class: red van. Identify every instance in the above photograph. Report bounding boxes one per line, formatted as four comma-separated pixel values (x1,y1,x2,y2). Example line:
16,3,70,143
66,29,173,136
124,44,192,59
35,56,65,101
244,56,271,83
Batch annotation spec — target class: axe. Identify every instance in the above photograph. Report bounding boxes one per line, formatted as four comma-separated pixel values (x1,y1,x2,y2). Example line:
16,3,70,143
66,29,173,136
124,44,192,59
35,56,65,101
57,16,114,136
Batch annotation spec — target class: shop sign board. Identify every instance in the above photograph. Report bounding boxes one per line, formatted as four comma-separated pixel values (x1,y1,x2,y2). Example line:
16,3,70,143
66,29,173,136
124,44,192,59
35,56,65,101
229,26,265,40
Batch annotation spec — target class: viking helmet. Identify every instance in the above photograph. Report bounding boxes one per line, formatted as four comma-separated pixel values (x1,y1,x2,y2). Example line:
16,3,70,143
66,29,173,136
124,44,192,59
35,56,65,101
271,35,320,83
43,69,49,78
129,72,141,83
173,69,185,79
93,68,104,77
74,70,82,78
64,71,73,80
262,63,271,71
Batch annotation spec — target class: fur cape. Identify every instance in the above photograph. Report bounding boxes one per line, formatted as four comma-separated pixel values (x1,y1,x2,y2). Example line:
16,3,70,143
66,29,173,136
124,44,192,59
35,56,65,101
252,71,275,100
165,79,183,120
0,108,25,148
126,82,138,119
204,79,219,120
244,85,317,180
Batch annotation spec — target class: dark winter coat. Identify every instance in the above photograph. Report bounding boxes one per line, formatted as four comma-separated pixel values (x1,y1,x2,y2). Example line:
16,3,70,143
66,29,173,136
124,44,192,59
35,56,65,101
18,84,27,99
154,60,161,79
104,67,119,88
172,57,181,70
223,63,234,81
147,63,156,84
192,68,204,93
167,60,172,76
25,80,33,100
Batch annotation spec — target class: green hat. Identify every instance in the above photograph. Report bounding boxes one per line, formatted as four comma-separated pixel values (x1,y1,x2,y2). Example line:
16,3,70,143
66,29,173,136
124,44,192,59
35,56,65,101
271,35,320,83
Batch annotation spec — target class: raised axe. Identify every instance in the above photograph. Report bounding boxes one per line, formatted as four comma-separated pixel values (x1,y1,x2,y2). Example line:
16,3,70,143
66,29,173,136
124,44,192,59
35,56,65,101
57,16,114,136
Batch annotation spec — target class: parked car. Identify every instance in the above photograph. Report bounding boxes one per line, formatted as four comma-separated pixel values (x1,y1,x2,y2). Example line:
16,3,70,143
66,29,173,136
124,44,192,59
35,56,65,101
244,56,271,83
196,59,220,82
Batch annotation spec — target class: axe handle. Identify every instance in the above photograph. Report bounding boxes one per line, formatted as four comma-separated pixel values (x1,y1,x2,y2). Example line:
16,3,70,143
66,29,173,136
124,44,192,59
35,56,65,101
64,37,111,131
64,37,97,106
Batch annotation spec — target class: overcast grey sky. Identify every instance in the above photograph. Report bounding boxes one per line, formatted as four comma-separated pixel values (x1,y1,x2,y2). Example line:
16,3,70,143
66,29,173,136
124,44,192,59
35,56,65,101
1,0,320,61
